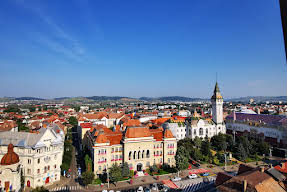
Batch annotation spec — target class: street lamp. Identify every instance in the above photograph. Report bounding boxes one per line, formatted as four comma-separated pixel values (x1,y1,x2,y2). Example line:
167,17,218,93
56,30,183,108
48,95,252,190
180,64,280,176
233,130,236,143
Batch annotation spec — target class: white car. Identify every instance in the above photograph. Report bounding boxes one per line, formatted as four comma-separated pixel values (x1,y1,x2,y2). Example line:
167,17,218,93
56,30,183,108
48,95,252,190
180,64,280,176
109,190,114,192
137,186,144,192
171,177,181,182
102,190,108,192
188,174,198,179
151,183,158,191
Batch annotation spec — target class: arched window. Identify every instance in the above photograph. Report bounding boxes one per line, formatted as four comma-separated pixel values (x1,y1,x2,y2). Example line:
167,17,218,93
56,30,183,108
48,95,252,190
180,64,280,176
138,151,141,159
206,128,208,135
194,129,196,135
129,152,132,160
146,150,150,158
142,150,145,158
199,128,203,135
133,151,136,159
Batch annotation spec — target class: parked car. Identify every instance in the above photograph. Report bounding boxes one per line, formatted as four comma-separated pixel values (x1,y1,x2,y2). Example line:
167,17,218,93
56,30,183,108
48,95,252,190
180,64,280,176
203,177,209,183
163,186,169,192
109,190,114,192
188,174,198,179
201,173,209,177
137,186,144,192
171,177,181,182
191,160,201,167
144,187,150,192
102,190,108,192
151,183,158,191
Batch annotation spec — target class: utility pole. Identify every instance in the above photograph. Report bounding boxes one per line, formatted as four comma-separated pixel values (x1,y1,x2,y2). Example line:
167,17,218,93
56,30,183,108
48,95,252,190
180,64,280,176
107,164,110,189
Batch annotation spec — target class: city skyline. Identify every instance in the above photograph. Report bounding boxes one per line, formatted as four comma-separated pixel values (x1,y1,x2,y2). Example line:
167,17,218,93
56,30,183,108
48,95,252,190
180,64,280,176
0,0,286,98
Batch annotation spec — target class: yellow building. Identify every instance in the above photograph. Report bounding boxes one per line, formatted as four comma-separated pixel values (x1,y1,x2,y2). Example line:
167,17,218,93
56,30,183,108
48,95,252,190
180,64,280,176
84,125,177,176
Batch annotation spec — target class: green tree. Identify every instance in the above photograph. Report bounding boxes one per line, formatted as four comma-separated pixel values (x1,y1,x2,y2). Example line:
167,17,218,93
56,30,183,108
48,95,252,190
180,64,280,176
82,171,95,185
85,154,92,172
149,164,159,174
190,148,202,161
29,106,36,112
236,143,247,160
122,162,130,178
193,136,202,149
175,146,189,171
201,136,211,156
109,163,122,184
69,116,78,126
257,141,270,155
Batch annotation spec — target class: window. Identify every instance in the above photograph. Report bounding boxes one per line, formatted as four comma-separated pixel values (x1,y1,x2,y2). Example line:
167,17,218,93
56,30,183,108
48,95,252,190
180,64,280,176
37,169,40,174
129,151,132,160
199,128,203,135
27,169,31,174
138,151,140,159
38,158,40,164
133,151,136,159
194,129,196,135
146,150,150,158
168,158,170,163
99,166,101,171
28,159,31,164
54,165,57,169
142,150,144,158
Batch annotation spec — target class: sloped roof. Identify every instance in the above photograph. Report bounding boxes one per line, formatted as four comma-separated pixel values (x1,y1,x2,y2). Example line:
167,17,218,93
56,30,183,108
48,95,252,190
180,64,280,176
125,127,152,138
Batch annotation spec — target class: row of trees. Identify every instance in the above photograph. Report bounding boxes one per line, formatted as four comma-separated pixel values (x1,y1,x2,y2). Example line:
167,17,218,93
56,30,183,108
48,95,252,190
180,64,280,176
175,133,271,169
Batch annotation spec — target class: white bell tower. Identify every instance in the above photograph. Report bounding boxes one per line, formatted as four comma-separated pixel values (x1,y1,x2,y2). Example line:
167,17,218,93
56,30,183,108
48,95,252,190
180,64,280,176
211,82,223,125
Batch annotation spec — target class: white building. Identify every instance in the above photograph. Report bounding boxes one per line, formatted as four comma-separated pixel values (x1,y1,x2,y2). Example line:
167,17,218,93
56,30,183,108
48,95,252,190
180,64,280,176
0,124,64,189
163,119,187,141
178,110,191,117
226,112,287,147
187,82,226,139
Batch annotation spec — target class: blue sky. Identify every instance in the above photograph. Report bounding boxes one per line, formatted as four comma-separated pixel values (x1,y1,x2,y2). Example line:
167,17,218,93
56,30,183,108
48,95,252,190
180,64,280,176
0,0,286,98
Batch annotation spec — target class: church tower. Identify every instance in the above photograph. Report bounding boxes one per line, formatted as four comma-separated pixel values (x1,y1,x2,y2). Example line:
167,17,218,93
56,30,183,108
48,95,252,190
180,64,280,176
211,82,223,125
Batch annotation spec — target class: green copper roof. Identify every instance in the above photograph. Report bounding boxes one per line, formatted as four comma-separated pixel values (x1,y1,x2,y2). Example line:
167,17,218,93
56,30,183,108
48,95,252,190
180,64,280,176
214,82,220,93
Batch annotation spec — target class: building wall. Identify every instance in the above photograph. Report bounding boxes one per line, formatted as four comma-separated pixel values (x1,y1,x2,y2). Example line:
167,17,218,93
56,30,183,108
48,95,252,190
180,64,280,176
90,137,177,176
0,163,21,192
0,137,63,188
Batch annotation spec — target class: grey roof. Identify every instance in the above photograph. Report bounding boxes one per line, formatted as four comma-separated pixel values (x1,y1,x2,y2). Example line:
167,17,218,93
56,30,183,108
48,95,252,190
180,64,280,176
266,167,286,182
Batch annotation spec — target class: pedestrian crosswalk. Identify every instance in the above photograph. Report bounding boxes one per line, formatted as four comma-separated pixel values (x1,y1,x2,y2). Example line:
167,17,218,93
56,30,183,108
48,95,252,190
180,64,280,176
181,178,215,192
50,185,83,191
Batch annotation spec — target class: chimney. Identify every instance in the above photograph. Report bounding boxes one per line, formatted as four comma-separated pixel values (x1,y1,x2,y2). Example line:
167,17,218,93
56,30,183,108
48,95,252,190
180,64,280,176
261,167,264,173
243,180,247,192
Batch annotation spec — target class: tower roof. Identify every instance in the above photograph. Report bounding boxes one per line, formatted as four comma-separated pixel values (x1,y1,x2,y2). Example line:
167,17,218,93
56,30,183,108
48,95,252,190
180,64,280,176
211,82,223,100
0,144,20,165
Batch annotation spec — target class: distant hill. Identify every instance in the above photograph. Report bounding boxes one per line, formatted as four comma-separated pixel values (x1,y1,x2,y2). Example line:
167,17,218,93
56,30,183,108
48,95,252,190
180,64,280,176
226,96,287,103
86,96,134,101
139,96,206,102
14,97,45,100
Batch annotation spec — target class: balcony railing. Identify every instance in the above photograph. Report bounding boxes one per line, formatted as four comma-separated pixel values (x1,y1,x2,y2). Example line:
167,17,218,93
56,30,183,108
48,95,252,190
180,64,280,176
98,160,107,163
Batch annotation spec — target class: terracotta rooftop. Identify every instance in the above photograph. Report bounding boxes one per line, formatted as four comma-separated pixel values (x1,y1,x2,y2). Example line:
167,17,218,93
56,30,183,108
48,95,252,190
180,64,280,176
125,127,152,138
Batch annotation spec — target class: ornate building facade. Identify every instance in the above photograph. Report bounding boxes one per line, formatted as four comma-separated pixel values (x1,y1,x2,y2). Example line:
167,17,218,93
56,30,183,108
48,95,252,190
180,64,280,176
84,125,177,176
0,124,64,189
186,82,226,139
